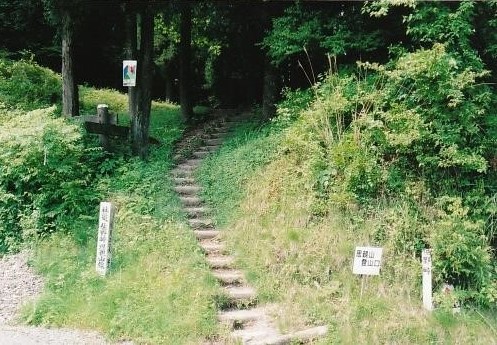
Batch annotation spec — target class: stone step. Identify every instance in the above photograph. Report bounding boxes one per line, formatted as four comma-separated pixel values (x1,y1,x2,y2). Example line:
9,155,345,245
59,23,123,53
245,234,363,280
207,255,234,269
179,196,202,206
197,145,219,152
176,163,197,171
203,132,228,139
212,269,244,285
232,323,282,344
184,158,203,167
174,185,201,195
185,206,210,218
173,177,196,185
204,138,223,146
224,286,256,303
194,230,219,240
262,325,329,345
217,308,267,328
199,241,225,254
171,168,193,177
218,308,266,325
192,151,209,159
188,218,214,229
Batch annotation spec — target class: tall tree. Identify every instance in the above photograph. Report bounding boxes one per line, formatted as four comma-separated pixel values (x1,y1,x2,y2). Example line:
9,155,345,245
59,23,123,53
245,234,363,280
179,3,193,122
61,7,78,117
43,0,81,117
124,3,154,159
261,4,281,119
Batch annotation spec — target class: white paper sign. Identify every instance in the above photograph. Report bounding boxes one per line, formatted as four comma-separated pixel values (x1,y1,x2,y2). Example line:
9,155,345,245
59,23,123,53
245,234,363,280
96,202,115,276
123,60,137,87
422,249,433,310
352,246,383,275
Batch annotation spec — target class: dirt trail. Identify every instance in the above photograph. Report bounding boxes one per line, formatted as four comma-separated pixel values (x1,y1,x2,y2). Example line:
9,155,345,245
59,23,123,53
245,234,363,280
171,113,328,344
0,252,131,345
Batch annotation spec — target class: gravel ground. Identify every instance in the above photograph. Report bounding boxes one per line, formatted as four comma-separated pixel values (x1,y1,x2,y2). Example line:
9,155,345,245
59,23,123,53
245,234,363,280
0,251,129,345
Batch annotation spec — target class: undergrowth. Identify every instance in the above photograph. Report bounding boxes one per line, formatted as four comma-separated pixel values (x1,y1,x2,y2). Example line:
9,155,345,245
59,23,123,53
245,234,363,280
0,56,220,343
197,45,497,343
22,103,220,344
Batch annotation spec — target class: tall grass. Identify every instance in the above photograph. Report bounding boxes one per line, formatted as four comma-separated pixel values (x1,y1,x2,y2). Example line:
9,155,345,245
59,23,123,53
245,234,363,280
197,115,497,344
22,94,220,344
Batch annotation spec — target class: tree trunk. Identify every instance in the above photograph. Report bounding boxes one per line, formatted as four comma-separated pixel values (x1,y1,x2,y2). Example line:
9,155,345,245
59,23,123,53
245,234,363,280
131,7,154,159
125,7,138,118
179,3,193,122
164,60,174,102
61,9,79,117
262,57,278,119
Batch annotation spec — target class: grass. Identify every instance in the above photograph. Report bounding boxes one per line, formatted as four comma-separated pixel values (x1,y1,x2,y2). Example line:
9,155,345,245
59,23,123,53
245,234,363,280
21,89,221,344
196,120,280,227
197,117,497,344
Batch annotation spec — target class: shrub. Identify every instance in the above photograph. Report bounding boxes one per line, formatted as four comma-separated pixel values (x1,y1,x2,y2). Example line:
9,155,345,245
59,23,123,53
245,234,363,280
79,86,128,117
0,106,103,252
0,57,61,111
430,197,494,305
274,44,496,305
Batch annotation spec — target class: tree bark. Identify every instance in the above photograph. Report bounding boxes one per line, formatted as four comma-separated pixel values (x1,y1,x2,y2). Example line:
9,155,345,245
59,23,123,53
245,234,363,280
131,7,154,159
164,60,174,102
179,3,193,122
61,9,79,117
125,6,138,118
262,57,278,119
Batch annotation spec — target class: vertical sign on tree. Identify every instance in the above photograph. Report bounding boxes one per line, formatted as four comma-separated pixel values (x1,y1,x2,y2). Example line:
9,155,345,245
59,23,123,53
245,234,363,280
422,249,433,311
96,202,115,276
123,60,137,87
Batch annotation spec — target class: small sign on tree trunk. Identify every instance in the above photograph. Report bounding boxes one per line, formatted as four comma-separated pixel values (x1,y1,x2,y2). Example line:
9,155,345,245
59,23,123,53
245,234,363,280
96,202,115,276
123,60,137,87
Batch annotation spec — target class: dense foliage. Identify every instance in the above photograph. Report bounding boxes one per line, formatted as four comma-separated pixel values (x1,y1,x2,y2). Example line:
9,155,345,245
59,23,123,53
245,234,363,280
259,0,497,307
0,56,61,110
0,105,104,252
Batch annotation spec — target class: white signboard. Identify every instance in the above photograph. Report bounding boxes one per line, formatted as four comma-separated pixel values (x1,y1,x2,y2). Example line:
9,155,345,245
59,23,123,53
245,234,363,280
422,249,433,310
96,202,115,276
123,60,137,87
353,246,383,275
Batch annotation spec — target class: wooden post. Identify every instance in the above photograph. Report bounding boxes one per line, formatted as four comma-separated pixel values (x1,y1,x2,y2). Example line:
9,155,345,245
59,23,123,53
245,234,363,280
96,202,115,276
422,249,433,311
98,104,110,151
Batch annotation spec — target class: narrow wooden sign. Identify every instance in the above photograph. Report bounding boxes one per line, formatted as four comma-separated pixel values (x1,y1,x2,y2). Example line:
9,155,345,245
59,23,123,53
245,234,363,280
422,249,433,311
96,202,115,276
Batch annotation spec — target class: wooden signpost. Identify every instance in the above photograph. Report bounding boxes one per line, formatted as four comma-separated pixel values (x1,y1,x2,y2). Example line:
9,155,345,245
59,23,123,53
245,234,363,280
96,201,115,276
73,105,130,151
422,249,433,311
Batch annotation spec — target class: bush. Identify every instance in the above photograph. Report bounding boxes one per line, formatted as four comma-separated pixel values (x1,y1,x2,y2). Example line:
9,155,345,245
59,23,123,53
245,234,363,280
273,44,496,305
79,86,128,117
431,197,495,305
0,106,103,252
0,57,61,111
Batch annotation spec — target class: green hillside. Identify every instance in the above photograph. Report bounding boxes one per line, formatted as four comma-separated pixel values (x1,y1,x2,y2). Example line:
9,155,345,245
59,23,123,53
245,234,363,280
197,46,497,343
1,0,497,343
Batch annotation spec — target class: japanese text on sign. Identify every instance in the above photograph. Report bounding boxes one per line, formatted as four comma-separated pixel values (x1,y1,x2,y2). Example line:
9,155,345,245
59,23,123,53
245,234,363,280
422,249,433,310
96,202,114,276
352,246,383,275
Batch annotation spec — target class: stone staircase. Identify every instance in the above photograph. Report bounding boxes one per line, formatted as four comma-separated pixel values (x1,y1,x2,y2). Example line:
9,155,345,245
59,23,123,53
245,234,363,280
171,114,327,344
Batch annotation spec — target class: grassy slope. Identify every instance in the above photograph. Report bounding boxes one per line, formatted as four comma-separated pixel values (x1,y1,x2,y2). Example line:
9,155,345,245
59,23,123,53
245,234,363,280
23,91,220,344
197,120,497,344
